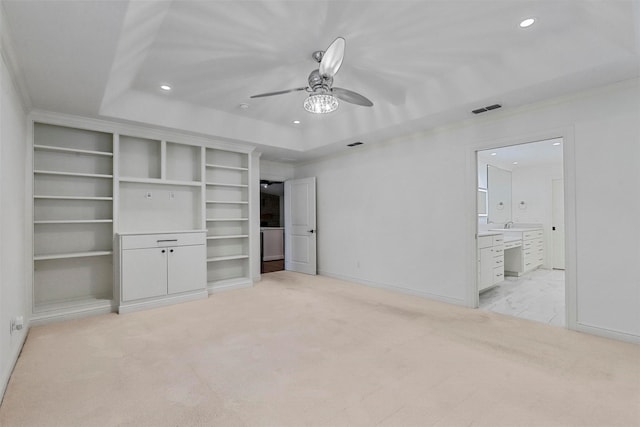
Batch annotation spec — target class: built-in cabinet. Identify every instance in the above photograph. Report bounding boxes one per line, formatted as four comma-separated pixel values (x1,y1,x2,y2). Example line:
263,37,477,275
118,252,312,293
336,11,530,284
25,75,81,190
477,233,504,292
118,231,207,313
31,118,254,322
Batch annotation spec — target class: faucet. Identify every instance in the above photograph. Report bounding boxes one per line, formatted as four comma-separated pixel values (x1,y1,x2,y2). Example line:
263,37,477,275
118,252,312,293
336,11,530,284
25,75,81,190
505,221,514,229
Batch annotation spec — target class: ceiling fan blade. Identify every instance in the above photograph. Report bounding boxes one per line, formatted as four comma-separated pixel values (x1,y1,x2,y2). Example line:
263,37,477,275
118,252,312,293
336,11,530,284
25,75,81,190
332,87,373,107
250,87,307,98
319,37,345,78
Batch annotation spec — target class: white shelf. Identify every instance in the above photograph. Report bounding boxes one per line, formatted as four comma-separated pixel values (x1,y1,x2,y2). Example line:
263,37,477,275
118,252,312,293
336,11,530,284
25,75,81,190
205,182,248,188
207,255,249,262
205,200,249,204
34,195,113,201
205,164,248,171
34,144,113,157
119,177,202,187
34,219,113,224
34,250,113,261
206,235,249,240
206,218,249,222
34,170,113,179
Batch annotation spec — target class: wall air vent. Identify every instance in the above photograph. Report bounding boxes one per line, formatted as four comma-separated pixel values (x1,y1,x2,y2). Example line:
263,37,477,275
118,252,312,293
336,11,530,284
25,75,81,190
472,104,502,114
347,142,364,147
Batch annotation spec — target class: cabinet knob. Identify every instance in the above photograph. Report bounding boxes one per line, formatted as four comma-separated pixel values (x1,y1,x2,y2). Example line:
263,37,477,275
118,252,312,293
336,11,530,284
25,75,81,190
170,249,174,253
161,249,166,253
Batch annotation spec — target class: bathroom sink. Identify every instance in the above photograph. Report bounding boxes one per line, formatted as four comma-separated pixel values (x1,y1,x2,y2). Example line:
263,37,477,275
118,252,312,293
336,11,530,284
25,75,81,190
489,227,538,232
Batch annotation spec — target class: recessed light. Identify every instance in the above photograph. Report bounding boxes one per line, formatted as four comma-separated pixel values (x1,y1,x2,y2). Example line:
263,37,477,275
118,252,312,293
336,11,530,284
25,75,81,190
160,84,172,91
553,142,561,146
519,18,535,28
513,161,519,165
491,152,497,156
292,120,301,124
238,103,250,110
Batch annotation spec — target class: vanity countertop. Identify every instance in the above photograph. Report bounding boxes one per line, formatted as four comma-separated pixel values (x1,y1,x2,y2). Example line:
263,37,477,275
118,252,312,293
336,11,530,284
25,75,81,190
489,227,542,232
478,231,503,237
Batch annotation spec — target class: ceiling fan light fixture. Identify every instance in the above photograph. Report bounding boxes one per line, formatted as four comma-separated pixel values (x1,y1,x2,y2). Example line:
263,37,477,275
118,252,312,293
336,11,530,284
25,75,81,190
304,94,339,114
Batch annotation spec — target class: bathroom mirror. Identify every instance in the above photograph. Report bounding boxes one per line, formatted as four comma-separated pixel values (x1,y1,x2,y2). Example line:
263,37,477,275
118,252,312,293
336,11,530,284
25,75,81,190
487,165,512,223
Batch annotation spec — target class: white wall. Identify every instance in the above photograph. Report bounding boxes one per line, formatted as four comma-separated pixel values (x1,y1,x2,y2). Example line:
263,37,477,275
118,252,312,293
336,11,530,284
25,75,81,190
296,78,640,342
0,18,29,397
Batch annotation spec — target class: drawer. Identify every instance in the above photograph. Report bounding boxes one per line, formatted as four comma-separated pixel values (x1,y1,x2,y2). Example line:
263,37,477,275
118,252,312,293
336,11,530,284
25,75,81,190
478,235,493,249
504,240,521,250
523,229,543,240
121,232,206,250
493,267,504,283
492,245,504,256
493,256,504,267
523,240,534,250
523,253,539,270
492,235,504,245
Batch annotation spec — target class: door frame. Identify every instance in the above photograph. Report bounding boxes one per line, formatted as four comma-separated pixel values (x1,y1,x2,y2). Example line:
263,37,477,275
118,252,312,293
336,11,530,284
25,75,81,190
466,126,577,331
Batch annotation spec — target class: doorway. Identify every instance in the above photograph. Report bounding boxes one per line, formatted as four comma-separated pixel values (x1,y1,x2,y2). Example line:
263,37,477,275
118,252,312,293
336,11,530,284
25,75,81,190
260,180,284,273
476,138,566,327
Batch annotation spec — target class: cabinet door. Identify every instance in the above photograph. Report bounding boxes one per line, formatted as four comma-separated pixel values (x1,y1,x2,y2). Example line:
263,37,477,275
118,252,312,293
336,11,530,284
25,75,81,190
167,245,206,294
122,248,167,301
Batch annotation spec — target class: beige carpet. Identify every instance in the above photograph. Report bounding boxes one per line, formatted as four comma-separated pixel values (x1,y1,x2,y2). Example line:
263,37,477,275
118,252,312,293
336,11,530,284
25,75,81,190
1,272,638,427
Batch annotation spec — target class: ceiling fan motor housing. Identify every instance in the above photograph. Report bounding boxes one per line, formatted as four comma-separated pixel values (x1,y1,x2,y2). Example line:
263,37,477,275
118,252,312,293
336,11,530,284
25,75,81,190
308,69,333,93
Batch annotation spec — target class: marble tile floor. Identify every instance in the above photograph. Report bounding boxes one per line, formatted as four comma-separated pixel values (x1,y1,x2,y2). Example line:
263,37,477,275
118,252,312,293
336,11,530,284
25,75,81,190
479,268,566,327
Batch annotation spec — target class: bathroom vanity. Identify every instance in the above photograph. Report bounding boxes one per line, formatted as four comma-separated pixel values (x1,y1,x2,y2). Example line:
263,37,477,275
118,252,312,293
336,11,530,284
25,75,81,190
490,227,544,277
477,232,504,292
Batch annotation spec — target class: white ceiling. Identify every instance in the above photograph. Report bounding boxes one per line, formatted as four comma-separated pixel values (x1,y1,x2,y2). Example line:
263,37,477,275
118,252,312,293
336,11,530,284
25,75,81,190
477,137,563,170
4,0,639,162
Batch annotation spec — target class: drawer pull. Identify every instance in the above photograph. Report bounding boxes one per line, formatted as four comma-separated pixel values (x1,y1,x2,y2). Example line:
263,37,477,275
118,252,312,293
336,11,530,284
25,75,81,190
157,239,178,243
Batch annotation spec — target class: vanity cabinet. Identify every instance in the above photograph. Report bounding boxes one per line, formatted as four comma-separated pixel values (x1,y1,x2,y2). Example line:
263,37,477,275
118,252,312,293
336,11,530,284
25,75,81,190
477,234,504,292
503,228,544,276
118,231,208,313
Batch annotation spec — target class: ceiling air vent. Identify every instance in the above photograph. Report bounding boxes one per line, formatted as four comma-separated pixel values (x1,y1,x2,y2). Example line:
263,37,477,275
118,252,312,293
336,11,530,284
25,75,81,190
472,104,502,114
347,142,364,147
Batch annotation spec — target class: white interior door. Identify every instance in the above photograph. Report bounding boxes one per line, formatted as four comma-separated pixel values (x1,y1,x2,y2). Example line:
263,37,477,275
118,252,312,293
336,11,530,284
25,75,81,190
284,177,317,275
552,179,565,269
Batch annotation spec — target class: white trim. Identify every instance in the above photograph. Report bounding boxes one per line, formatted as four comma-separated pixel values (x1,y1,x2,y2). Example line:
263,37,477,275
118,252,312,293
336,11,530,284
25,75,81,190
575,322,640,344
207,278,253,294
467,126,577,332
118,290,208,314
318,271,467,307
29,110,256,154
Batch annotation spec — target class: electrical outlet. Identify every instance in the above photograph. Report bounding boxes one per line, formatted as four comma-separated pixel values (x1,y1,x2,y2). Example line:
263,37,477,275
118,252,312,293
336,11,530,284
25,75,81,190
145,192,152,199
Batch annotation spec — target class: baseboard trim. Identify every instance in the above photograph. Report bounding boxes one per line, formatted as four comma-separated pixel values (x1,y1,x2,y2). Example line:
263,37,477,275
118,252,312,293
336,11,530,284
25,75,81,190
31,305,114,326
263,256,284,261
576,322,640,344
208,280,253,294
118,290,208,314
1,326,29,405
318,270,466,307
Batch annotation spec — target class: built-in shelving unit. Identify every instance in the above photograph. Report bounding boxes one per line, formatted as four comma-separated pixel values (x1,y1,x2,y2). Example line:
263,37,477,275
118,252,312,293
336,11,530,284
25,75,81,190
204,148,251,291
32,123,115,319
31,117,255,322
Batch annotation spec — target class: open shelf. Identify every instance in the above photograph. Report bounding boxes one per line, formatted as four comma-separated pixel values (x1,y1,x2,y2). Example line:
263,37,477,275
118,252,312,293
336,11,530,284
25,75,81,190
119,177,201,187
206,235,249,240
205,163,248,171
34,170,113,179
205,182,248,188
34,144,113,157
207,255,249,262
205,200,248,204
34,251,113,261
34,219,113,224
33,296,113,315
34,195,113,201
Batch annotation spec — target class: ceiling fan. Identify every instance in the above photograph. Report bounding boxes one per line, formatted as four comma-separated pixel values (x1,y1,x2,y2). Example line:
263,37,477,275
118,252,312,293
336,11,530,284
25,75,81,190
250,37,373,113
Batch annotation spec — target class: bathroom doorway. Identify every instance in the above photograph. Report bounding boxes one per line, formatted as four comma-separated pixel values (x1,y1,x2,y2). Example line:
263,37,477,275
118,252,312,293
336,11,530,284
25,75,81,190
476,138,566,327
260,180,285,273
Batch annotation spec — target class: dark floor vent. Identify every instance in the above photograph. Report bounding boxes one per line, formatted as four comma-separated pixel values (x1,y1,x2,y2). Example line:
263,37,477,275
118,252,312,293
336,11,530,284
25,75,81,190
347,142,364,147
472,104,502,114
